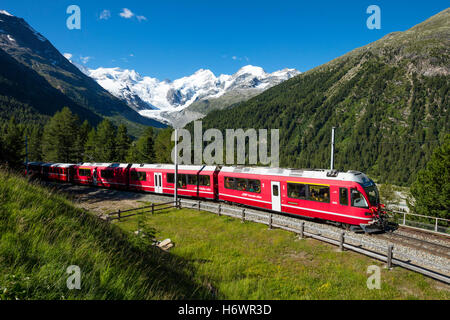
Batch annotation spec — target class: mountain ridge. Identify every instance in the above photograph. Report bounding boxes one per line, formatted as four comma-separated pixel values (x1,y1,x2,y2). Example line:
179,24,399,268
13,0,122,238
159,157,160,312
0,10,166,135
194,8,450,185
83,64,300,127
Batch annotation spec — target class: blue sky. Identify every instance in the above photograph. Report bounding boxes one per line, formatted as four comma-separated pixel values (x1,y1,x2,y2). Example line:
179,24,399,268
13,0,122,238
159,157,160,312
1,0,448,79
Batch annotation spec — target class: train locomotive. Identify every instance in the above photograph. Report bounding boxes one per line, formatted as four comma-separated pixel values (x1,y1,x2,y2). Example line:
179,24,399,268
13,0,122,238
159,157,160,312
25,162,388,233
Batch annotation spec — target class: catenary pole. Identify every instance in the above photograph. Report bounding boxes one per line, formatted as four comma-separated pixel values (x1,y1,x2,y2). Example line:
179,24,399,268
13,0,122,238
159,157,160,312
174,128,178,206
330,127,335,170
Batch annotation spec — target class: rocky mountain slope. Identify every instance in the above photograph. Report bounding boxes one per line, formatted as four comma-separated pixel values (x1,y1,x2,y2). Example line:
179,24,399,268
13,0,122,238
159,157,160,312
0,10,165,135
85,65,300,127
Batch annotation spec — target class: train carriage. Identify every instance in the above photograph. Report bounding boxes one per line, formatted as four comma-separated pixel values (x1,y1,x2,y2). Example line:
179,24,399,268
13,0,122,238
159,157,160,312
27,160,386,232
218,166,385,231
128,164,219,199
72,163,130,188
40,163,74,182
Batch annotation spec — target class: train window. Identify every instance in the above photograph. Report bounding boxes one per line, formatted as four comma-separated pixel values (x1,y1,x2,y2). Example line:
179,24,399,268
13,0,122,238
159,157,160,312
224,177,235,189
199,175,210,186
351,189,368,208
187,174,198,185
236,178,247,191
177,174,187,188
339,188,348,206
273,185,279,196
101,170,114,180
287,183,307,200
247,179,261,193
79,169,91,177
167,173,174,183
130,171,146,181
308,185,330,203
224,177,260,193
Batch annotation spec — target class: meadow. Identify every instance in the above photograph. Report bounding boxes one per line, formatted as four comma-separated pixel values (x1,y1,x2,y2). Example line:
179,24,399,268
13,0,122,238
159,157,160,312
0,169,448,299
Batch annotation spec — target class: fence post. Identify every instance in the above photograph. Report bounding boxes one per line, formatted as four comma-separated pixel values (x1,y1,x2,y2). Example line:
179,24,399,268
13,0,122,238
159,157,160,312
435,218,438,232
198,200,201,211
403,212,406,225
339,232,345,251
268,213,273,230
118,209,121,222
178,198,181,209
241,209,245,223
387,244,393,269
151,203,154,215
218,204,221,216
299,222,304,239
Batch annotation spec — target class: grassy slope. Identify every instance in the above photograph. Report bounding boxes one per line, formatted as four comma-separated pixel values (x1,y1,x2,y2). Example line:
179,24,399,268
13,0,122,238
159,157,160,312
0,170,447,299
118,204,449,300
0,170,212,300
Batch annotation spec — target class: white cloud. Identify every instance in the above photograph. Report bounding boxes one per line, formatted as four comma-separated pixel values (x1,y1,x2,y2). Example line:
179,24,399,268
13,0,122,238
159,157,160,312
99,9,111,20
230,55,249,62
80,56,92,64
129,53,134,57
136,15,147,22
63,53,73,60
119,8,134,19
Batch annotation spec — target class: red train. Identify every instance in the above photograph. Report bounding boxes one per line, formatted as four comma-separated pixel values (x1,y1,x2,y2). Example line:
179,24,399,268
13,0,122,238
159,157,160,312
26,162,388,233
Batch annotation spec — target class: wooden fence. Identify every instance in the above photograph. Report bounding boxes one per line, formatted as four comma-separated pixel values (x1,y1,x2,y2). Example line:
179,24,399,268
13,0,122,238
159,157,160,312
106,200,180,221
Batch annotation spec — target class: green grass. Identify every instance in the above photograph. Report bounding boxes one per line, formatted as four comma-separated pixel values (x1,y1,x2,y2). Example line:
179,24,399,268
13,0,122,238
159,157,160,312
0,169,213,300
117,206,450,300
0,169,448,300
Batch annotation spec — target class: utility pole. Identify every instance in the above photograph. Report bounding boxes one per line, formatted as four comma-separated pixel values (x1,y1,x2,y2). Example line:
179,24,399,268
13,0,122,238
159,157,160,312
174,128,178,207
330,127,335,170
25,134,29,173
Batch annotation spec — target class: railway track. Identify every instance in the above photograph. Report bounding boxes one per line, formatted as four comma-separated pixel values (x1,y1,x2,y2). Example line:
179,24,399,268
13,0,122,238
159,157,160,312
373,231,450,260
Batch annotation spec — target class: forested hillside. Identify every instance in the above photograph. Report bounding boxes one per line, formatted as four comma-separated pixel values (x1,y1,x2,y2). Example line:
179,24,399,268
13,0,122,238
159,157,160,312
196,9,450,185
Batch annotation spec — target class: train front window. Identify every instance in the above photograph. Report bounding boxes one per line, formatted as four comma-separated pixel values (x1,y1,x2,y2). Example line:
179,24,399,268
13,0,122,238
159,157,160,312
363,185,380,206
351,189,368,208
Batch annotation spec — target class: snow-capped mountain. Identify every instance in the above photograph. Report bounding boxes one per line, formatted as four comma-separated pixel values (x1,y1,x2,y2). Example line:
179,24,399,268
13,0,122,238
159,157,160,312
83,65,300,126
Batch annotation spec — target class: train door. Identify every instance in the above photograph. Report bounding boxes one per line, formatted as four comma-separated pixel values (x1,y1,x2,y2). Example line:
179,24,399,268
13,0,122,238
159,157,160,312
271,181,281,212
154,172,163,193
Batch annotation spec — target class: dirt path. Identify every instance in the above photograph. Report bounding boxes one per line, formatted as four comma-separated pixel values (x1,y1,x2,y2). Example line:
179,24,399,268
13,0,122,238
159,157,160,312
46,182,173,215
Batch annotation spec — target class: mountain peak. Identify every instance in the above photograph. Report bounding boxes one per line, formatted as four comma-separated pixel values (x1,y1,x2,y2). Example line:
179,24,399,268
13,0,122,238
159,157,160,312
85,64,300,125
236,65,266,77
0,10,13,17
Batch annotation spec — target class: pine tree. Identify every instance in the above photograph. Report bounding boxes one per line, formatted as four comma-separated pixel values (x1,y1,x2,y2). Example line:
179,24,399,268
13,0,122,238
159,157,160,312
84,129,97,162
28,125,43,162
115,124,131,162
42,107,80,163
409,135,450,219
127,127,155,163
95,119,117,162
74,120,92,163
154,128,174,163
1,117,24,168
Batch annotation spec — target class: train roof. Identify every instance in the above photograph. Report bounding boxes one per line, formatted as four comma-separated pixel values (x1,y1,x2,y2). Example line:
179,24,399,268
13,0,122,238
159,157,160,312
77,163,129,168
219,166,374,186
130,163,218,172
40,163,74,168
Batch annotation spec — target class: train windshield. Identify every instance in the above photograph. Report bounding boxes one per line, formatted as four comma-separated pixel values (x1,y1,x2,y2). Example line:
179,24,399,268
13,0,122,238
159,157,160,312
363,184,380,206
